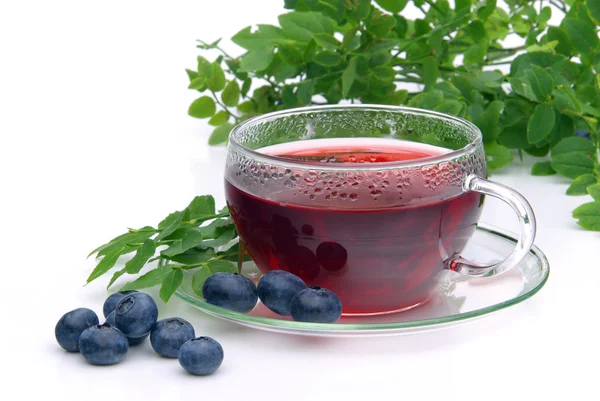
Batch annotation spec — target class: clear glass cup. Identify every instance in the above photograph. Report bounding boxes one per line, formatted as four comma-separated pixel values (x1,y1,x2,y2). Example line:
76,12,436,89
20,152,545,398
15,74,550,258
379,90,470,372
224,105,536,316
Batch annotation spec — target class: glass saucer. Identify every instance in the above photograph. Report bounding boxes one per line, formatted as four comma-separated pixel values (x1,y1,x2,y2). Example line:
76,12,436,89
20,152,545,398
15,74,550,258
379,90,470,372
175,224,549,337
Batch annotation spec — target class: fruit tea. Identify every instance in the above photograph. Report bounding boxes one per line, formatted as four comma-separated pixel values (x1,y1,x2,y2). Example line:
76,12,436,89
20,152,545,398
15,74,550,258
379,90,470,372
226,138,483,315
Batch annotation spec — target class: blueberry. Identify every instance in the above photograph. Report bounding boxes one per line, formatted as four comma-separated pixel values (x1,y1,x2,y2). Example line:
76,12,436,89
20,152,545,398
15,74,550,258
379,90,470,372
150,318,195,358
55,308,99,352
575,130,592,140
114,292,158,338
290,287,342,323
257,270,306,315
178,337,224,376
78,323,128,365
202,272,258,313
127,333,149,346
105,311,148,346
102,291,137,318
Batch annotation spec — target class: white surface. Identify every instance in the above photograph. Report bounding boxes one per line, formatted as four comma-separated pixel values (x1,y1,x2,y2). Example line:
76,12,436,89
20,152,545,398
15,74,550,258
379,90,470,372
0,1,596,399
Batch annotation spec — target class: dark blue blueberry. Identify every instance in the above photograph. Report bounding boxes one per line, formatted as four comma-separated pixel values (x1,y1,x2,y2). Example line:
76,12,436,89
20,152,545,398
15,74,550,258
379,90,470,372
290,286,342,323
78,323,128,365
202,272,258,313
178,337,224,376
114,292,158,338
55,308,99,352
105,311,148,346
257,270,306,315
150,318,195,358
575,130,592,140
127,333,149,346
102,291,137,318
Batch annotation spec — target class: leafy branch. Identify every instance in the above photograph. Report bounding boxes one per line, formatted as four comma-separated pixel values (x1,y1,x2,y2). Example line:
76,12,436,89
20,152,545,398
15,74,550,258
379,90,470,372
183,0,600,231
88,196,251,302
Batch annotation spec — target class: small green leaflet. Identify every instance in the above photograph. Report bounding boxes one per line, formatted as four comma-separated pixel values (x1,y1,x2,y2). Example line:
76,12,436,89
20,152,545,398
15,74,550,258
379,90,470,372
231,25,286,51
527,104,555,144
375,0,408,13
564,19,599,53
551,137,596,157
120,265,173,291
164,247,215,265
192,268,211,297
566,174,597,195
484,142,514,170
87,247,124,284
342,57,358,98
551,152,595,179
222,81,240,107
572,202,600,231
183,196,216,222
159,269,184,303
587,0,600,25
209,123,234,145
239,50,274,72
587,184,600,200
161,229,204,258
125,239,157,274
107,268,126,289
208,110,229,126
531,161,556,176
188,96,216,118
278,11,334,43
206,260,238,274
476,101,504,143
525,66,554,102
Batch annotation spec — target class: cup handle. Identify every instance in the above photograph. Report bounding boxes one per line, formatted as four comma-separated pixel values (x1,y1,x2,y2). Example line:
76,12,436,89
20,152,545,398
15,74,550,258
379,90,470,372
445,174,537,277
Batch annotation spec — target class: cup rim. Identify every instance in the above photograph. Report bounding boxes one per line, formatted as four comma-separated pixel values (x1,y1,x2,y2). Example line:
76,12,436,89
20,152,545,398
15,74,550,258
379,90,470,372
228,104,482,171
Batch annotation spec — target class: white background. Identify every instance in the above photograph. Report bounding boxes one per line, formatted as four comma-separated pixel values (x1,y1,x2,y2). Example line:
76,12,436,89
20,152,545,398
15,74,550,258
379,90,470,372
1,1,597,399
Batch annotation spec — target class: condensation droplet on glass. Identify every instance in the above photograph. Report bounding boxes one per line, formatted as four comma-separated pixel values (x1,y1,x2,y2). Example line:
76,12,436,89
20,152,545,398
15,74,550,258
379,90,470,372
349,193,358,201
340,193,348,199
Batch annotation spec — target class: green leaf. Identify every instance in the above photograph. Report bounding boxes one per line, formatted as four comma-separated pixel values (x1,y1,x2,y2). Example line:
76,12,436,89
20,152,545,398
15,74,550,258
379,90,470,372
342,58,358,98
165,247,215,265
199,225,236,249
313,51,342,67
585,0,600,25
188,77,207,91
476,101,504,143
87,247,124,284
125,239,156,274
196,56,213,81
509,76,537,102
572,201,600,231
183,195,216,222
120,265,173,291
587,184,600,200
455,0,471,13
484,142,514,170
564,18,599,53
159,269,184,303
551,152,595,179
209,123,234,145
198,218,233,238
241,79,252,97
208,110,229,126
155,211,183,241
297,79,316,105
551,136,596,157
107,268,126,289
208,62,226,92
303,39,317,62
531,161,556,176
553,88,580,113
239,50,274,72
222,81,240,107
278,11,334,42
231,25,286,51
90,227,155,258
237,101,256,114
313,33,340,50
206,259,238,274
547,27,572,56
435,100,464,116
372,66,395,81
566,174,598,195
192,268,212,297
375,0,408,13
188,96,216,118
527,104,555,144
525,66,554,102
161,229,204,258
422,56,439,90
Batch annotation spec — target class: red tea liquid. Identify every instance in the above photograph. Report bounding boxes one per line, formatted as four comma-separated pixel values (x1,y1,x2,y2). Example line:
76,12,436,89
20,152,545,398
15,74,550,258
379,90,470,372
226,139,483,315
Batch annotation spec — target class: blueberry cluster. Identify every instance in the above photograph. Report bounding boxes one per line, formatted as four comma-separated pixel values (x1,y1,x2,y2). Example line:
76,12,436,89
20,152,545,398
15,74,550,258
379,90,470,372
55,291,223,375
203,271,342,323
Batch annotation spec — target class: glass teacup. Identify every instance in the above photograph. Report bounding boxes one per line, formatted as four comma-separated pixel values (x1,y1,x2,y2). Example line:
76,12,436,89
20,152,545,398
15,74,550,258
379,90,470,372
224,105,536,315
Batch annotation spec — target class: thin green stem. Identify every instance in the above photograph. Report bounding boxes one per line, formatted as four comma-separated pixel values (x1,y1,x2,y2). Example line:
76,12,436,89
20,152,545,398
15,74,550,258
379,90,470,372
210,91,240,120
549,0,566,12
